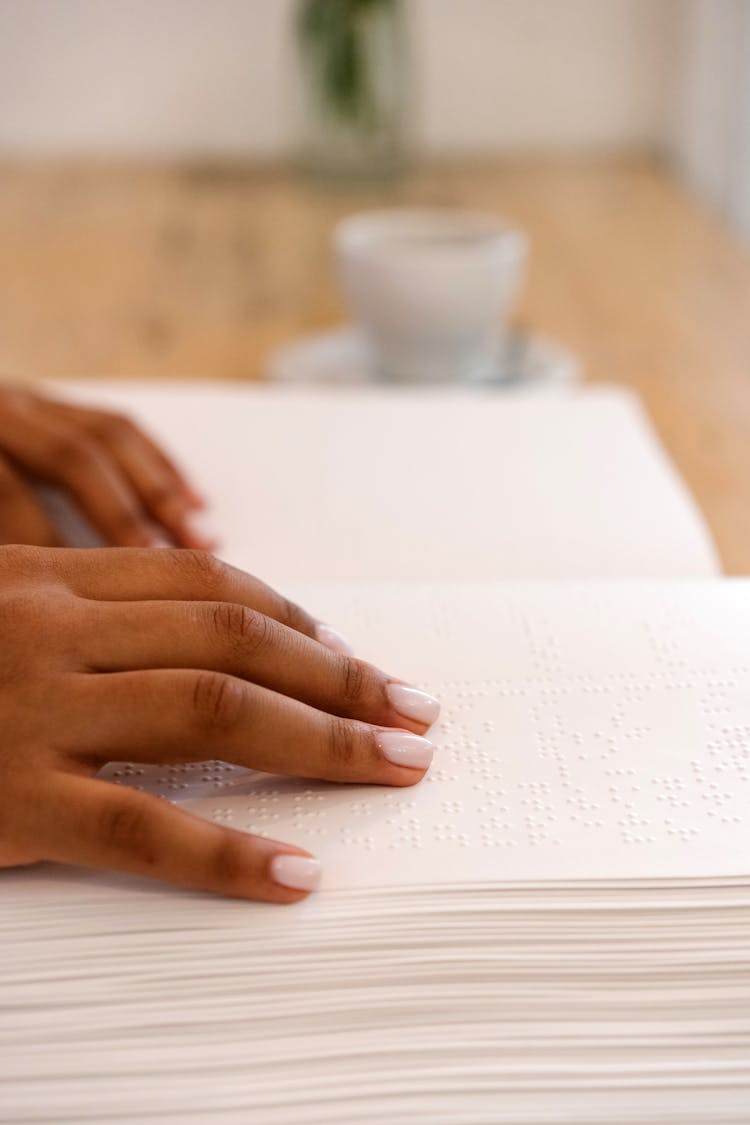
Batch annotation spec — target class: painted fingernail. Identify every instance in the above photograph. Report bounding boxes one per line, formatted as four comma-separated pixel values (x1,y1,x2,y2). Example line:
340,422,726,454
386,683,441,726
270,854,322,893
315,623,355,657
376,730,434,770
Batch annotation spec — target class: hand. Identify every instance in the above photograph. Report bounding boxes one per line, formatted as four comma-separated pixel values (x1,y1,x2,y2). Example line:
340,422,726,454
0,546,439,902
0,385,214,549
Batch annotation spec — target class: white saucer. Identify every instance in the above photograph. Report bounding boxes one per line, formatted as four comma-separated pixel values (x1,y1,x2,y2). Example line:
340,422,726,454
265,325,581,389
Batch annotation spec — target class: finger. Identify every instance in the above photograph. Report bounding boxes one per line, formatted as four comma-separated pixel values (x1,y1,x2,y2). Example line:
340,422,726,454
78,598,438,733
20,772,322,902
57,548,327,644
67,669,435,785
46,403,212,549
0,410,166,548
47,402,204,508
0,455,62,547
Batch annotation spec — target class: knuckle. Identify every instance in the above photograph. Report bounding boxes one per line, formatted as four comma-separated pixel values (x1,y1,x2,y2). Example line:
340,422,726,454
326,715,358,769
99,794,154,861
339,656,367,710
91,411,133,444
181,548,228,594
211,602,272,659
189,670,244,733
49,433,98,476
279,595,314,637
208,832,251,894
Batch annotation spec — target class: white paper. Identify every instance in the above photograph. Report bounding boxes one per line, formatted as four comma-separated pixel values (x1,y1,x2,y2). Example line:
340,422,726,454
0,371,744,1124
49,381,720,580
98,581,750,888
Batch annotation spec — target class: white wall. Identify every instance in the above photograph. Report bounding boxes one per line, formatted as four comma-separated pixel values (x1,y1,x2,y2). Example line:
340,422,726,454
736,8,750,240
412,0,677,154
0,0,678,157
0,0,295,157
669,0,750,242
669,1,743,221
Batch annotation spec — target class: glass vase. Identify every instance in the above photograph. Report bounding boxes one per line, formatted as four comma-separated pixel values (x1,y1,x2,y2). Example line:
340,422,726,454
294,0,408,181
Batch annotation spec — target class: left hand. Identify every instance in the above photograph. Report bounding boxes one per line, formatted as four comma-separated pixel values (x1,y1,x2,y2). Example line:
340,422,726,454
0,385,214,549
0,546,439,901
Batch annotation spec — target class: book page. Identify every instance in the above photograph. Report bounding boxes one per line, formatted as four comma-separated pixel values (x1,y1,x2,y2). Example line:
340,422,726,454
99,581,750,888
49,382,720,579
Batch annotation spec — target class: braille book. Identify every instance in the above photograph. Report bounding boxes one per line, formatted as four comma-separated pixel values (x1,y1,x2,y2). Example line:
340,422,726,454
43,380,719,579
4,580,750,1123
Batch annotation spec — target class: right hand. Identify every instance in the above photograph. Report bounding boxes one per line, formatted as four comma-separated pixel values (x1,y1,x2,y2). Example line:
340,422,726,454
0,385,214,550
0,546,439,902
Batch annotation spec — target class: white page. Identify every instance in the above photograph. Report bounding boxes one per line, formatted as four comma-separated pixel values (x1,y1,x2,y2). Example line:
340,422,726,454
96,580,750,888
48,381,720,580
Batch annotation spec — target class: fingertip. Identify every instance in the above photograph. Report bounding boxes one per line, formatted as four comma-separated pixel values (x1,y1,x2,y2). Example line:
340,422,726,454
180,510,222,552
183,484,208,510
390,766,431,787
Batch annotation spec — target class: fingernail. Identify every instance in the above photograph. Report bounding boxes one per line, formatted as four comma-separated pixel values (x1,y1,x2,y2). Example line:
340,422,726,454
183,510,221,548
315,623,355,657
270,854,322,893
148,534,173,548
386,683,441,726
377,730,434,770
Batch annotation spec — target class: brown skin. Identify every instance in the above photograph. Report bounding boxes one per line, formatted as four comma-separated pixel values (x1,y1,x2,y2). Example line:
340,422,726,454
0,546,431,902
0,386,212,549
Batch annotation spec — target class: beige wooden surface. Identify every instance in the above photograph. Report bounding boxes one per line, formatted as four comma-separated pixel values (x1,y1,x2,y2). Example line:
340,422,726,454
0,157,748,571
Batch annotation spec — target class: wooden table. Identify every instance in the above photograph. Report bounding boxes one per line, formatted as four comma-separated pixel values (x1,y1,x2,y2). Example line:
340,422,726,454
0,157,748,571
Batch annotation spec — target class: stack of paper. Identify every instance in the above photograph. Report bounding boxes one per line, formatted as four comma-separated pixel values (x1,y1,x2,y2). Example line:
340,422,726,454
3,581,750,1123
51,381,720,579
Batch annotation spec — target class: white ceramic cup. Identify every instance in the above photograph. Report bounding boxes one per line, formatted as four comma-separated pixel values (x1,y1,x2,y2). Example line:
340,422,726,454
334,208,528,383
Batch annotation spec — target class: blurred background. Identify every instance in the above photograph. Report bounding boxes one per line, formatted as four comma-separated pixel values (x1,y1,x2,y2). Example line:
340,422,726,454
0,0,749,565
0,0,748,388
0,0,748,232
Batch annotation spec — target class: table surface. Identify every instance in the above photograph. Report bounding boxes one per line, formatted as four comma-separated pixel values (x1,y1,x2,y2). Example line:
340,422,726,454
0,157,748,572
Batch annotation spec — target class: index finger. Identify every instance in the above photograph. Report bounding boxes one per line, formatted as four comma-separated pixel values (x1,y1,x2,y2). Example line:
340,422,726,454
53,546,338,647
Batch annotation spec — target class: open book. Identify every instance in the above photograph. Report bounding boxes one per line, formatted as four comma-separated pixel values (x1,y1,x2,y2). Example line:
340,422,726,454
2,382,744,1122
47,381,720,579
4,580,750,1123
